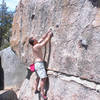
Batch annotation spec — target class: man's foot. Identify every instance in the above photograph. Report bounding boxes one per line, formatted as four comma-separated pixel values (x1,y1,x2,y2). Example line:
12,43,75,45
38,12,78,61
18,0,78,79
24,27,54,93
34,90,40,94
40,94,47,100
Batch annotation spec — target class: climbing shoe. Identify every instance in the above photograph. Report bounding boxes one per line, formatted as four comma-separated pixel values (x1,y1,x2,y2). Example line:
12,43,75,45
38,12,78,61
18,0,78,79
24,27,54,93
40,94,47,100
34,90,40,94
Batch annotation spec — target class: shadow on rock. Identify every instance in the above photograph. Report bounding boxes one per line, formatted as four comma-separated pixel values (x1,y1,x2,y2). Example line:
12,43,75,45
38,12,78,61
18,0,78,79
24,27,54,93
89,0,100,8
45,77,50,97
26,68,33,80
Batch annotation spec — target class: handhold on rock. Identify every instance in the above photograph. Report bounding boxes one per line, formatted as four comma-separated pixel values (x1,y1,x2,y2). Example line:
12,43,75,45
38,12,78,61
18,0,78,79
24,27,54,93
48,27,55,34
96,90,100,93
31,14,35,20
78,39,88,50
49,27,54,31
56,24,59,28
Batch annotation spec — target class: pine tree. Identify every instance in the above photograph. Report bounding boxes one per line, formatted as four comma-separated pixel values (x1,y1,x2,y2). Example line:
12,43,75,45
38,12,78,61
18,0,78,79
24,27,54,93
0,0,13,49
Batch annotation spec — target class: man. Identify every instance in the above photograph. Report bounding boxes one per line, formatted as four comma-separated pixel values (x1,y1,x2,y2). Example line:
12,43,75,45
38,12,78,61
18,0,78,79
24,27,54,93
29,30,53,99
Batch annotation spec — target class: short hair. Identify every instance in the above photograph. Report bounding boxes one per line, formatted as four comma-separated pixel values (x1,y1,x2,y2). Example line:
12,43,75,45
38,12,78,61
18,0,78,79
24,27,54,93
29,37,34,46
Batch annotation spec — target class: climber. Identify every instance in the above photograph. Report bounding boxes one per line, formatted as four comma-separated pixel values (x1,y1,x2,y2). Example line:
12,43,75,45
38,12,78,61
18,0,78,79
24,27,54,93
29,29,53,100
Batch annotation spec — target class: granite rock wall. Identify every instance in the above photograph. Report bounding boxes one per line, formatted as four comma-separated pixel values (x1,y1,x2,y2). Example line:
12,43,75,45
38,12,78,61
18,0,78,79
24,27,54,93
0,47,27,89
10,0,100,100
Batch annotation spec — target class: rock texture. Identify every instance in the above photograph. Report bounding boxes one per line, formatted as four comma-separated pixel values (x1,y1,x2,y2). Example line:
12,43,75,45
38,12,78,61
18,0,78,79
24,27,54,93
10,0,100,100
0,47,27,89
17,72,100,100
0,90,18,100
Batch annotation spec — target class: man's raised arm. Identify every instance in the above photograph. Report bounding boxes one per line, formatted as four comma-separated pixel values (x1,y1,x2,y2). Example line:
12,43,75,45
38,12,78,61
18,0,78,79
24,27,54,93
39,32,53,47
38,31,51,43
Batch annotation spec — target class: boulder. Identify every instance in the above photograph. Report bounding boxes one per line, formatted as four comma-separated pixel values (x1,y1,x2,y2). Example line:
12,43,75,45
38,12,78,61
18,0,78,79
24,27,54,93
0,47,27,89
0,90,18,100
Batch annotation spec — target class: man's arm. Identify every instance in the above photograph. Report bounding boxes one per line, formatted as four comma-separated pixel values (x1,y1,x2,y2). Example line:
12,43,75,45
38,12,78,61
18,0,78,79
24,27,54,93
38,33,48,43
38,31,51,43
38,32,53,47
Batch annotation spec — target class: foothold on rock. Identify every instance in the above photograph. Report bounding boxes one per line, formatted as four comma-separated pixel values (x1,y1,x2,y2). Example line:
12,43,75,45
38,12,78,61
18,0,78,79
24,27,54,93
31,14,35,20
78,39,88,50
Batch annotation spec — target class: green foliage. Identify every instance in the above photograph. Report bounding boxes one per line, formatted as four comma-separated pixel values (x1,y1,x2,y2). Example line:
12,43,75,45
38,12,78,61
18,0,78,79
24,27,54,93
0,42,10,51
0,1,14,50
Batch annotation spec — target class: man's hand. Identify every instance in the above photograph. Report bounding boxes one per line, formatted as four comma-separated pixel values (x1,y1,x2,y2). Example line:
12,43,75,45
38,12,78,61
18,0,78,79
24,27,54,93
48,32,53,38
38,31,53,47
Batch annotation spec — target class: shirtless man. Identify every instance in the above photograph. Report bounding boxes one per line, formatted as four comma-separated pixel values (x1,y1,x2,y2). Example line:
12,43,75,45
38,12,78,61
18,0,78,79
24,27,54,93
29,30,53,99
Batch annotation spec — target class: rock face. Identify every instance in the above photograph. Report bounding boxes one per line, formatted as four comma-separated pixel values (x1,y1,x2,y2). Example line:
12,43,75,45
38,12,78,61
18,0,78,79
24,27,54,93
0,47,27,89
18,72,100,100
10,0,100,100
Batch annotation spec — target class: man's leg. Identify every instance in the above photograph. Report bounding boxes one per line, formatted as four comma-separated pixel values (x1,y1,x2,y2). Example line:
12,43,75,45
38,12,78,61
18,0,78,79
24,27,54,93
34,77,40,93
40,78,47,98
35,62,47,98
